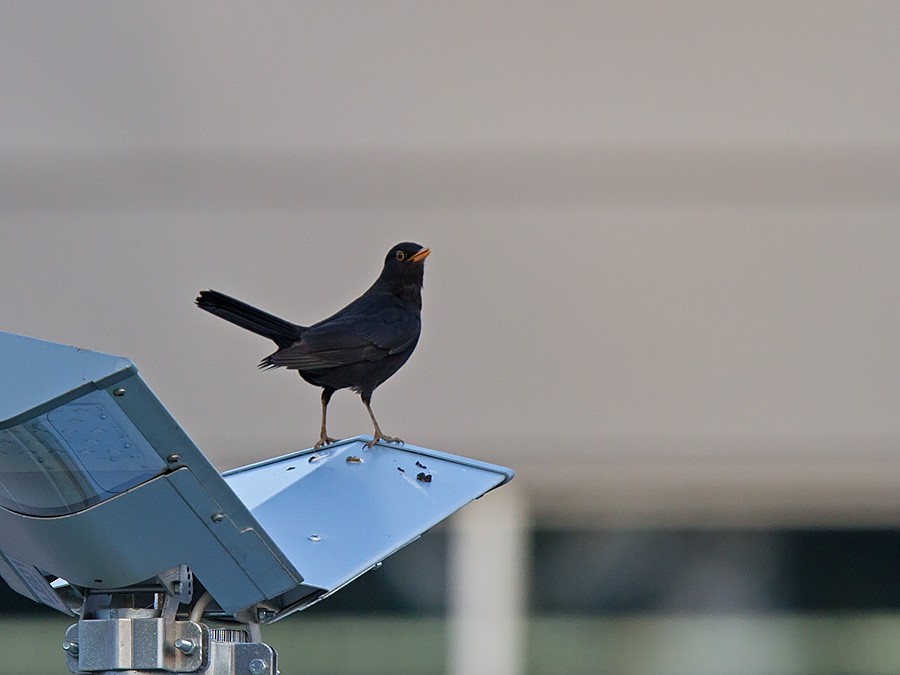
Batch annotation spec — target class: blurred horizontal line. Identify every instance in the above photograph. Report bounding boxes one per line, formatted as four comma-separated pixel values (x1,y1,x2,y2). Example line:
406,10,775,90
479,433,900,526
3,144,900,211
475,432,900,462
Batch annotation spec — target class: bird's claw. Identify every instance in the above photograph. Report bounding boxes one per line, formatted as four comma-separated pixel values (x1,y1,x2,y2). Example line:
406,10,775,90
314,435,339,450
365,434,404,448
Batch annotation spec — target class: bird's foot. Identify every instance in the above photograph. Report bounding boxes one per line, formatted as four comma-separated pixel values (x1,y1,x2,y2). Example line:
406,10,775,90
365,434,404,448
314,435,339,450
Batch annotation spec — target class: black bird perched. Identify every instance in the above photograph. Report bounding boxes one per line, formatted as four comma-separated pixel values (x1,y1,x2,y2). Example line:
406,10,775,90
196,242,430,449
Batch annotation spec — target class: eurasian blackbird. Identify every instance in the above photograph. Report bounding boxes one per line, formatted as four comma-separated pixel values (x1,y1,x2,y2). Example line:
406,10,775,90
196,242,429,449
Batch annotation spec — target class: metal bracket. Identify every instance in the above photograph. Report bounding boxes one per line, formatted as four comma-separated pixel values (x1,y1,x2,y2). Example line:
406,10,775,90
207,629,277,675
65,615,205,673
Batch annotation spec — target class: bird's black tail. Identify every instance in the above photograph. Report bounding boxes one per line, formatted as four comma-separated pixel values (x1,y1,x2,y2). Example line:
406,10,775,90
195,289,303,349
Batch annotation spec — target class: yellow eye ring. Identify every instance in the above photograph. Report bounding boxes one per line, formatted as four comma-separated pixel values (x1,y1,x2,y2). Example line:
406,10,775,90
395,250,406,261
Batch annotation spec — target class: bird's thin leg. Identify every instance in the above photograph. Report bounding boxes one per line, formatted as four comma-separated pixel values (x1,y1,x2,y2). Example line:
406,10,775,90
314,387,338,449
361,393,403,448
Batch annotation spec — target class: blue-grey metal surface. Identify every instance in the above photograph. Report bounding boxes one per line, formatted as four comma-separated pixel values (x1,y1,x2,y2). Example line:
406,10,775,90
0,331,134,427
224,437,514,614
0,469,300,612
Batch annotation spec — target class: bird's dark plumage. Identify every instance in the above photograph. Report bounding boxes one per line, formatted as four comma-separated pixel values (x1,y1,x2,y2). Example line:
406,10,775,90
196,242,429,448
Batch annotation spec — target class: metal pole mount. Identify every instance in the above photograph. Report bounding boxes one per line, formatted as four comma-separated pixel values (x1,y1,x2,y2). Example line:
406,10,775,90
62,566,277,675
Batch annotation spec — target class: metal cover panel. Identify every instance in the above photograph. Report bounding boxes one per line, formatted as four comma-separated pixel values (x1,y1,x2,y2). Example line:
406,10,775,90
0,331,135,426
224,437,514,593
0,469,297,613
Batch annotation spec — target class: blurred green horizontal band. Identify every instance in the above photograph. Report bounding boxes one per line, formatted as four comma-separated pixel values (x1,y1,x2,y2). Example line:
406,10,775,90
2,613,898,675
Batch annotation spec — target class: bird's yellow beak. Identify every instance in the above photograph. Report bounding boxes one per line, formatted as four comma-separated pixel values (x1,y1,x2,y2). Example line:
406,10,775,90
408,247,430,263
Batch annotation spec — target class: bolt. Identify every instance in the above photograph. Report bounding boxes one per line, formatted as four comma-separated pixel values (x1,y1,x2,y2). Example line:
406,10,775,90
257,608,276,622
167,454,180,464
112,388,126,397
248,658,268,674
62,640,79,656
175,637,197,656
307,534,321,542
211,512,225,523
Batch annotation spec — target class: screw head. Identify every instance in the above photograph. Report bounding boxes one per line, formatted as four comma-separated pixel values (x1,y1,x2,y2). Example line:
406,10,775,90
308,533,321,542
62,640,79,655
248,658,268,674
112,388,126,397
211,512,225,523
174,637,197,655
166,454,181,464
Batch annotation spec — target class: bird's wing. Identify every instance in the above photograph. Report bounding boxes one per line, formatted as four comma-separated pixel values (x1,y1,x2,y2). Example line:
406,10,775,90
266,308,420,371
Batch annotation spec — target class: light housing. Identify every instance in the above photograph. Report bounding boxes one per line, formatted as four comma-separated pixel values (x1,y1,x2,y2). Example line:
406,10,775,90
0,331,513,622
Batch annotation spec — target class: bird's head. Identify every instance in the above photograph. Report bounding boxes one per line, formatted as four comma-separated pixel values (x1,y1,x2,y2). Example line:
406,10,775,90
378,242,430,300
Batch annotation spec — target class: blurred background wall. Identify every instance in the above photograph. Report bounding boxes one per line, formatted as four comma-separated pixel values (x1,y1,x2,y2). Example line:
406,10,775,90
2,2,899,673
